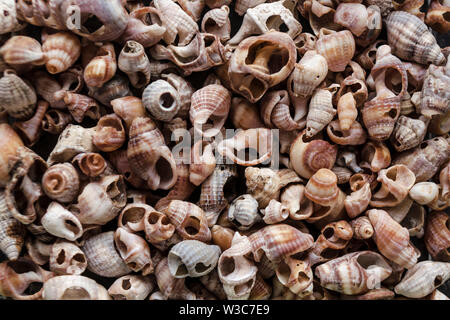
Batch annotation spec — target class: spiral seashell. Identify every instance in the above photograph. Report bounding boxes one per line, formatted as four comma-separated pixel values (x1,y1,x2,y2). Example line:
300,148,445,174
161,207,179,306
276,257,313,296
118,203,153,233
119,7,166,48
127,117,178,190
0,191,25,260
43,275,111,300
0,258,54,300
228,194,261,231
424,211,450,262
168,240,221,278
350,216,374,240
315,29,355,73
72,152,107,178
280,183,314,220
143,80,181,122
190,84,231,138
155,257,196,300
228,31,297,103
360,141,391,173
41,202,83,241
316,251,392,295
0,69,36,120
304,168,342,207
201,6,231,42
114,227,153,275
367,209,419,269
289,130,338,179
425,0,450,33
419,63,450,118
0,0,25,34
49,241,87,275
305,85,338,138
160,73,194,118
41,31,80,74
42,163,79,203
0,123,24,187
262,199,289,225
118,40,151,88
260,90,305,131
391,115,428,152
87,74,132,107
394,261,450,298
83,43,117,88
111,96,146,131
64,93,101,123
92,114,126,152
0,36,45,66
108,275,154,300
385,11,445,65
393,136,450,182
42,109,73,135
165,200,211,242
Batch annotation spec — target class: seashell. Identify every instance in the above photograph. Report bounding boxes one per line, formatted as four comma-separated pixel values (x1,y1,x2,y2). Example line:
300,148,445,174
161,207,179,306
293,33,317,56
429,110,450,135
0,191,25,260
72,175,126,225
303,0,342,36
0,0,25,34
440,161,450,201
350,216,374,240
13,100,48,146
426,0,450,33
280,183,314,220
0,258,53,300
336,92,357,131
160,73,194,118
175,0,206,21
92,114,126,152
5,146,47,225
228,31,297,103
386,11,445,65
42,31,81,74
249,273,272,300
153,0,199,46
0,123,24,187
341,287,395,300
276,257,313,296
356,40,386,71
83,43,117,88
149,291,166,300
409,182,439,205
42,163,79,203
419,63,450,118
315,251,392,295
262,199,289,225
370,165,416,207
41,202,83,241
229,1,302,46
118,203,154,233
367,209,419,269
30,72,69,110
0,69,36,120
64,93,101,123
127,117,178,190
118,40,151,89
400,202,425,238
261,90,305,131
87,74,132,107
189,140,216,186
234,0,266,15
394,261,450,298
72,152,107,178
315,29,355,73
155,257,196,300
168,240,221,278
108,275,155,300
211,225,235,252
305,168,343,207
332,166,352,185
49,241,87,275
143,80,181,122
326,120,367,146
305,220,354,267
144,209,176,245
336,76,368,110
217,128,274,166
306,85,338,138
424,211,450,262
336,151,362,174
111,96,146,131
217,232,258,300
344,183,371,219
393,136,450,182
360,141,391,173
114,227,153,275
228,194,261,231
82,231,131,278
165,200,211,242
334,3,369,37
201,6,231,42
0,36,45,66
391,115,428,152
42,275,111,300
119,7,166,48
289,130,338,179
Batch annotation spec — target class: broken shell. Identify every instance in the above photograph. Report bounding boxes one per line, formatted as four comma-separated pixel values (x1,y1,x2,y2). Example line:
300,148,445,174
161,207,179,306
108,275,154,300
419,63,450,118
424,211,450,262
144,209,176,245
276,257,313,296
345,183,372,219
93,114,126,152
201,6,231,42
189,140,216,186
49,241,87,275
41,202,83,241
0,191,25,260
115,227,153,275
350,216,374,240
118,40,151,88
155,257,196,300
360,141,391,173
64,93,101,123
262,199,290,225
42,275,111,300
0,123,24,187
228,194,261,231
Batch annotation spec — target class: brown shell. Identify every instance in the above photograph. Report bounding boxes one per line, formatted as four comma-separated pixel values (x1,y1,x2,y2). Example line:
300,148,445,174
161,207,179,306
424,211,450,262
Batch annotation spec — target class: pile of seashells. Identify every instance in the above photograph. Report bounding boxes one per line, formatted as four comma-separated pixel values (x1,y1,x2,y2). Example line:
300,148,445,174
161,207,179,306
0,0,449,301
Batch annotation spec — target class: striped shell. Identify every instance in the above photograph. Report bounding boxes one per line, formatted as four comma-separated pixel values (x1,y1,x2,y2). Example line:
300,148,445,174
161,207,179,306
0,70,36,120
143,80,181,122
424,211,450,262
42,163,79,203
315,29,355,73
0,191,25,260
42,32,81,74
228,194,261,231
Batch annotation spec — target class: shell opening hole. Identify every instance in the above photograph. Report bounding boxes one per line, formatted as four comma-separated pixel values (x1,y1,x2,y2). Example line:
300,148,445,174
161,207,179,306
356,252,385,269
159,93,175,109
61,288,91,300
320,248,341,259
72,253,85,263
195,262,210,274
220,257,235,276
64,219,80,234
82,15,104,34
323,227,334,239
184,216,201,236
8,260,37,274
122,207,146,224
434,275,443,287
176,264,188,276
276,260,290,284
234,279,254,296
122,279,132,290
56,250,66,264
443,12,450,22
155,157,174,187
147,211,160,224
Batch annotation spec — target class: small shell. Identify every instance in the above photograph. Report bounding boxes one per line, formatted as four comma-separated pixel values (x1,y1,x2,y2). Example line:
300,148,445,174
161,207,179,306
327,120,367,146
385,11,445,65
344,183,372,219
49,241,87,275
93,114,126,152
228,194,261,231
144,209,176,245
0,123,24,187
350,216,374,240
42,163,79,203
189,140,216,186
72,153,107,178
118,40,151,88
143,79,181,122
41,202,83,241
337,92,357,131
262,199,289,225
111,96,147,130
394,261,450,298
0,36,45,66
367,209,419,269
424,211,450,262
260,90,304,131
289,130,338,179
276,257,313,296
42,31,81,74
409,182,440,205
293,32,317,56
155,257,196,300
305,168,342,207
0,0,25,34
316,29,355,73
306,86,338,138
87,74,132,107
168,240,221,278
360,141,391,173
13,100,48,146
419,63,450,118
42,275,111,300
280,184,314,220
391,115,428,152
315,251,392,295
72,175,127,225
0,191,25,260
211,225,235,252
0,69,36,120
108,275,154,300
114,227,153,275
82,231,131,278
201,6,231,42
42,109,73,135
64,93,101,123
118,203,154,233
83,43,117,88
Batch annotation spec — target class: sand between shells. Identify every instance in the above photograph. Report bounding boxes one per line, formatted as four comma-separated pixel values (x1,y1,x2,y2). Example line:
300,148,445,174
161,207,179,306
0,0,449,301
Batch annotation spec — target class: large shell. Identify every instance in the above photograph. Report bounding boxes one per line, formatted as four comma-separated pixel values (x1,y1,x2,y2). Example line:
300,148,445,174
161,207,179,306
385,11,445,65
42,275,111,300
42,31,81,74
0,69,36,120
168,240,221,278
0,191,25,260
424,211,450,262
315,29,355,73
